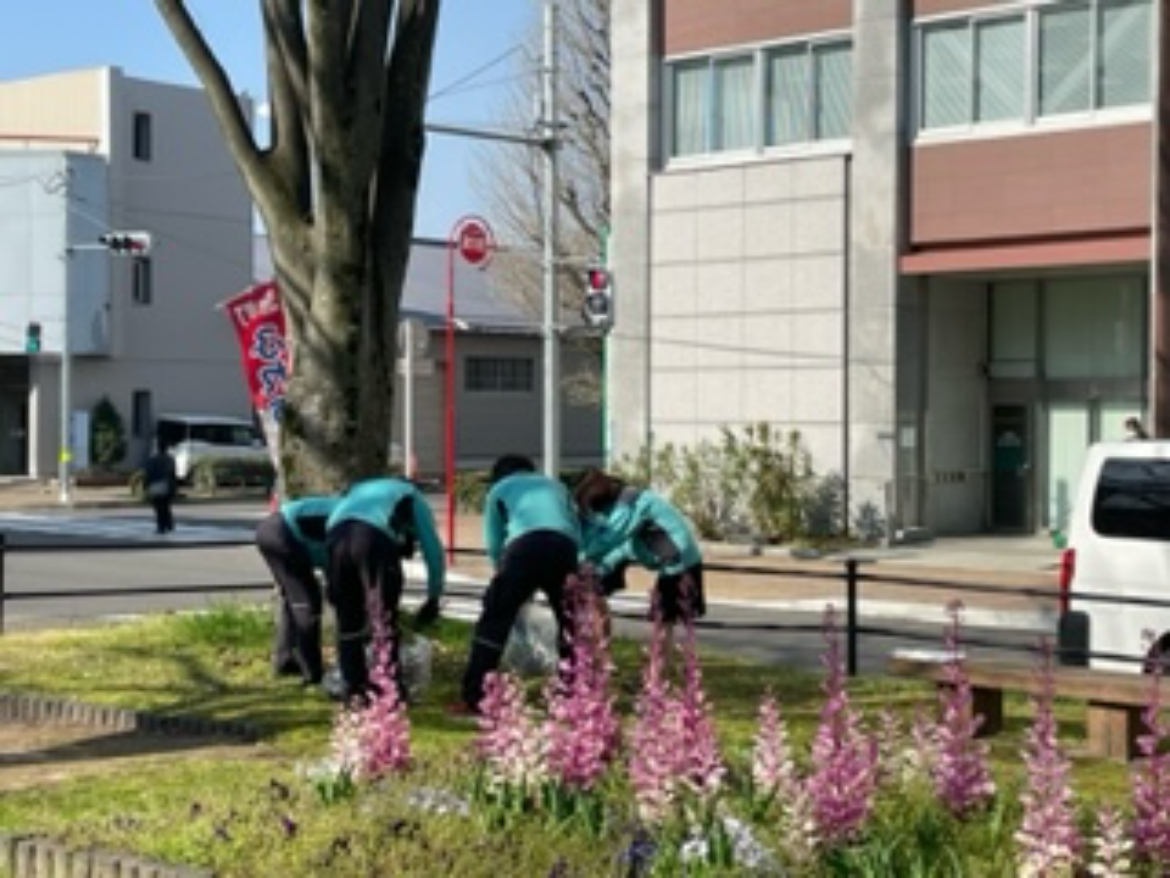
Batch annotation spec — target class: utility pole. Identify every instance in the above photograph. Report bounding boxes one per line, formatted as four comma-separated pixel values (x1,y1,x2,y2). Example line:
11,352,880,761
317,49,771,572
426,0,562,477
1154,1,1170,437
540,0,561,478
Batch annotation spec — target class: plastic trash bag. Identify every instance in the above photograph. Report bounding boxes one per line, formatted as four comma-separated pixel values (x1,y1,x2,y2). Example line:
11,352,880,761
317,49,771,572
399,633,433,700
501,601,559,677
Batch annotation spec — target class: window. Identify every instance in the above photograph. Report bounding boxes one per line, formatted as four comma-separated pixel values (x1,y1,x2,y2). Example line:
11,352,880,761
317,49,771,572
132,258,152,305
916,0,1151,133
132,390,152,440
132,112,152,161
1092,458,1170,540
465,356,535,392
766,41,853,145
668,36,852,159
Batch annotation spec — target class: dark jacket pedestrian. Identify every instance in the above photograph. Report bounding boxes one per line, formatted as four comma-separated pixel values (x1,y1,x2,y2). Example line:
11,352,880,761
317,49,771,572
143,445,178,534
325,476,445,702
574,468,706,623
255,494,338,685
456,454,581,713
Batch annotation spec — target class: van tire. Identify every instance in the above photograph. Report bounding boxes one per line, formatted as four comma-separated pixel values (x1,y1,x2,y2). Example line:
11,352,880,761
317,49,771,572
1057,611,1090,667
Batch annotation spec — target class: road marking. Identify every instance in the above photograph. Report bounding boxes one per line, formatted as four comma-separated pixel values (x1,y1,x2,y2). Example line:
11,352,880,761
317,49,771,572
0,512,249,543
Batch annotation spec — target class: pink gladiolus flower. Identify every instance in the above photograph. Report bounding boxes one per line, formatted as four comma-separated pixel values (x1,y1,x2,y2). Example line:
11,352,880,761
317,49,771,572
804,605,879,847
1015,640,1080,876
931,602,996,817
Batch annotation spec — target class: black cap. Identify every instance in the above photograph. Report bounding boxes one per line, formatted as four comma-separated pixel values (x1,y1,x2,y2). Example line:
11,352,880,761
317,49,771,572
489,454,536,484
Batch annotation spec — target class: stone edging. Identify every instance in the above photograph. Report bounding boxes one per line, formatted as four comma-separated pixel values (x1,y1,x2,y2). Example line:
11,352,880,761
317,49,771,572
0,833,213,878
1,691,261,878
0,692,259,741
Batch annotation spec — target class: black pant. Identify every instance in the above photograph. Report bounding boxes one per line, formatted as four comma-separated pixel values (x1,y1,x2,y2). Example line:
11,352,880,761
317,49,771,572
150,496,174,534
255,513,324,684
461,530,578,709
325,520,404,700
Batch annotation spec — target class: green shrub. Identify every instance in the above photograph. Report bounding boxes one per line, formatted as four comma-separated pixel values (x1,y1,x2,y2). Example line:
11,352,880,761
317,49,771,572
189,456,275,493
89,396,126,470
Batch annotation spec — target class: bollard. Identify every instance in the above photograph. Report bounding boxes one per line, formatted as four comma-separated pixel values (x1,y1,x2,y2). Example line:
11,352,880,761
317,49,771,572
845,557,858,677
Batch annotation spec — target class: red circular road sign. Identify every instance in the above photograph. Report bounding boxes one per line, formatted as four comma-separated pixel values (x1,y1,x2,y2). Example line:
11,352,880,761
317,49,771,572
451,215,495,269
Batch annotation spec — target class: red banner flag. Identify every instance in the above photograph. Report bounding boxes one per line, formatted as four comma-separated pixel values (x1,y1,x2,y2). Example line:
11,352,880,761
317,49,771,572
221,280,287,462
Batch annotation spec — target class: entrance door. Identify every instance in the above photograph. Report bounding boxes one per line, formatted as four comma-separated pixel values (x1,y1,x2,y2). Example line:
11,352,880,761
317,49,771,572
991,404,1031,531
0,392,28,475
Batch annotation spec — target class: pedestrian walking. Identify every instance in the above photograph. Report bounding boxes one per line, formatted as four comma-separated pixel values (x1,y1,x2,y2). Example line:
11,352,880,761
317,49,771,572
255,494,338,686
573,468,706,624
143,442,178,534
324,476,445,702
452,454,581,715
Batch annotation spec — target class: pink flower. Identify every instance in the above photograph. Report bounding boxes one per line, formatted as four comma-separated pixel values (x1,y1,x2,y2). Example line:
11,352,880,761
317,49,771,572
804,605,878,847
1130,634,1170,869
930,602,996,816
543,572,620,790
476,670,547,795
1015,640,1080,876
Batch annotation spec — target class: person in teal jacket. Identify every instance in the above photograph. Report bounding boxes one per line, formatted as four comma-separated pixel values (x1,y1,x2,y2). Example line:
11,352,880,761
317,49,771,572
455,454,581,713
573,468,706,623
255,494,339,685
325,476,445,702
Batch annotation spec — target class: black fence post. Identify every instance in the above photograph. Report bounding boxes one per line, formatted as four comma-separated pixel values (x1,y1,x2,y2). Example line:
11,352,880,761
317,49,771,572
0,532,6,636
845,558,859,677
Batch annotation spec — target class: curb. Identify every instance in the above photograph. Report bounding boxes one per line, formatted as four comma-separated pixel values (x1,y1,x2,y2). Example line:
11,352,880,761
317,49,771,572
0,833,213,878
0,693,254,878
0,691,260,741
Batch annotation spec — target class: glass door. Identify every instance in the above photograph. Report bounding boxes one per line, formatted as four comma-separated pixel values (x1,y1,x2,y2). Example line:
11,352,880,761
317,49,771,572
991,403,1031,532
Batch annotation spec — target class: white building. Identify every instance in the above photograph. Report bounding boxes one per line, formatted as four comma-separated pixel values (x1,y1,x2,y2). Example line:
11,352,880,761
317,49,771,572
0,67,255,479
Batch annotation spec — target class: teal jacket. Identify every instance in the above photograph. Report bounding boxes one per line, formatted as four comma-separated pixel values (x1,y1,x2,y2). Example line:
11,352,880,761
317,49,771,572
580,487,701,577
483,472,580,568
279,495,338,569
326,478,446,599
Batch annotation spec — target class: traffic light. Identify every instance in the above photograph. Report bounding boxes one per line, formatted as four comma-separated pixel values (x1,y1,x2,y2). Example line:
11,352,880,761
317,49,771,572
98,231,153,256
582,264,613,329
24,322,41,354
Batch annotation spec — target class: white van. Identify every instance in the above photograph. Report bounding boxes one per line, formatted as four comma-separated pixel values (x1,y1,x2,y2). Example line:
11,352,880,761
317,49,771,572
1058,441,1170,673
155,413,269,482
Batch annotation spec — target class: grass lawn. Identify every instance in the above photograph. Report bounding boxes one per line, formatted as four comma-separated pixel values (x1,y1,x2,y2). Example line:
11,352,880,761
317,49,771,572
0,600,1139,877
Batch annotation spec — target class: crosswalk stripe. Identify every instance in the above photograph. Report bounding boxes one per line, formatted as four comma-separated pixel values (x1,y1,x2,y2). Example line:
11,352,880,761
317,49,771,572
0,512,249,543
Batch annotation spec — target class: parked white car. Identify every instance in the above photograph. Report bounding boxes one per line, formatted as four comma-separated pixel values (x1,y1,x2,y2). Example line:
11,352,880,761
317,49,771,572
155,413,269,482
1058,440,1170,673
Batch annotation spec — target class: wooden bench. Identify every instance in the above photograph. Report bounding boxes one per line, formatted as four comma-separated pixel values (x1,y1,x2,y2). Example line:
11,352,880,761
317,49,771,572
887,650,1159,761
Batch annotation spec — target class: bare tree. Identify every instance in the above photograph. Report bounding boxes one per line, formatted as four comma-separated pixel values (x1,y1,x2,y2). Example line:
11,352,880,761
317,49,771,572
477,0,610,404
155,1,441,494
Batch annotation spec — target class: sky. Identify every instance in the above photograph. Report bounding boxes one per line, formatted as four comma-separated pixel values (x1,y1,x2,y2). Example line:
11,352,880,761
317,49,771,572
0,0,539,241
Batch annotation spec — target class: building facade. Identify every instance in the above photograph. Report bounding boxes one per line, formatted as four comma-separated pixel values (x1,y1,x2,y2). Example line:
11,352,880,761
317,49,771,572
610,0,1153,536
0,67,255,480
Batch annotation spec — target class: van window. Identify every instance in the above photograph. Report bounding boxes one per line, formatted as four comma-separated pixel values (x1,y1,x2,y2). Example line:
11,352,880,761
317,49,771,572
1091,458,1170,541
189,423,260,447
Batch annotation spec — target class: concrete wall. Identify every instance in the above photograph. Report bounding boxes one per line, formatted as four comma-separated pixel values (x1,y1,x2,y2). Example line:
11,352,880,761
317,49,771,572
649,158,848,476
924,278,989,533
